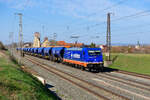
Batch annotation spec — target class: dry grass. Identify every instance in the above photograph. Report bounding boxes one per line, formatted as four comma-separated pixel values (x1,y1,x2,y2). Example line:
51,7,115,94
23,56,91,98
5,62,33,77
0,67,2,71
0,52,5,57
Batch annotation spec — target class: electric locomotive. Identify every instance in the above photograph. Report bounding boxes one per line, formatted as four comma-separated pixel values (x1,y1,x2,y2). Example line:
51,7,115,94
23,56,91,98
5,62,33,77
18,47,104,72
63,47,103,71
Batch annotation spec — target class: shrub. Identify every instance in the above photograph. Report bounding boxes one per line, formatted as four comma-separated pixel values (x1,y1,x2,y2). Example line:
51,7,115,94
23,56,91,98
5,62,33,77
0,41,6,50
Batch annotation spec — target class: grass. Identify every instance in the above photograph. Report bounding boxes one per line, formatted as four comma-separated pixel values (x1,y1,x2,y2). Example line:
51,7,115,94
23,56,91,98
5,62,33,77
0,51,57,100
105,53,150,75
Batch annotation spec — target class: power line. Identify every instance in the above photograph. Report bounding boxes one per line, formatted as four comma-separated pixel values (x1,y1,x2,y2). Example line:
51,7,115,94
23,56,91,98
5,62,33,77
78,30,150,45
112,10,150,21
21,0,30,11
78,30,150,39
92,22,150,36
67,0,127,26
87,0,127,17
111,23,150,33
68,10,150,35
22,0,127,37
72,24,150,45
61,0,126,32
112,30,150,37
89,10,150,28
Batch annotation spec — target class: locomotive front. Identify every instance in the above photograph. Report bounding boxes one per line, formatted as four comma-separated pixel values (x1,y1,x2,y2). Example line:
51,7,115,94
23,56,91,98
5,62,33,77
84,48,104,71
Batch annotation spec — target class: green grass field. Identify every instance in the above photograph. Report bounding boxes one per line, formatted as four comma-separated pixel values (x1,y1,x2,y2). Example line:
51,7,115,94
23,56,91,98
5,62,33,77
0,51,57,100
105,53,150,75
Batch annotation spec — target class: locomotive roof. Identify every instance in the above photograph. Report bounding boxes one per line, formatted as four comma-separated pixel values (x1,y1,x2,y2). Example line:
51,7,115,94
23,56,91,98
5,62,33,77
66,47,101,51
66,48,83,51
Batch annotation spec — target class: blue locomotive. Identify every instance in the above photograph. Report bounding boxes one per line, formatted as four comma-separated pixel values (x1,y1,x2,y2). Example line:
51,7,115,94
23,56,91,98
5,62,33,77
18,47,104,72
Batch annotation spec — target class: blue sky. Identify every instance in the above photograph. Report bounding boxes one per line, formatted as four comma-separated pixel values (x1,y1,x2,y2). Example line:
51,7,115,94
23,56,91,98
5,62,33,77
0,0,150,45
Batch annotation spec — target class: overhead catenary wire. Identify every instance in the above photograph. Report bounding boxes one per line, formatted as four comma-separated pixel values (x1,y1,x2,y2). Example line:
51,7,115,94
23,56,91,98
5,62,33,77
76,29,150,45
21,0,131,38
86,0,127,17
67,9,150,36
78,29,150,42
21,0,30,11
112,30,150,37
89,10,150,28
92,22,150,36
64,0,127,33
75,22,150,43
14,1,150,45
18,0,126,35
112,10,150,21
66,0,127,27
57,9,150,45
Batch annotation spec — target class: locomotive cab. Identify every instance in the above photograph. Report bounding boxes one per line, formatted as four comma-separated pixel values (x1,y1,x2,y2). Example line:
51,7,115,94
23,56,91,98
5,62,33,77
85,48,103,63
84,48,104,71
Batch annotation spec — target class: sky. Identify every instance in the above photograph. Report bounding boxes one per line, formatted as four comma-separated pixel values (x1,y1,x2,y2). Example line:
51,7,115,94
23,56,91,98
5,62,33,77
0,0,150,45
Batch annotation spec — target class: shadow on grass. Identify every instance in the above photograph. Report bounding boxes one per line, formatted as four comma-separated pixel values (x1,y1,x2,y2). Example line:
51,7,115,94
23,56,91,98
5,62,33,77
102,67,119,73
101,55,119,73
112,55,118,63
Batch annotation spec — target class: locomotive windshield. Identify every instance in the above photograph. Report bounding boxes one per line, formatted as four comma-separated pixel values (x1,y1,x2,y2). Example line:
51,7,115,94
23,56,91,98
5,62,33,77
88,50,101,56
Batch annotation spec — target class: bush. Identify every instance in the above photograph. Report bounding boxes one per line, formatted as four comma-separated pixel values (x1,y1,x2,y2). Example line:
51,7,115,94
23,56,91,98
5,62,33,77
0,41,6,50
90,42,96,48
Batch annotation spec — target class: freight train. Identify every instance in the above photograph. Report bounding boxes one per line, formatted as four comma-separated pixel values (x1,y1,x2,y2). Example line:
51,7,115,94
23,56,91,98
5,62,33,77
17,47,104,72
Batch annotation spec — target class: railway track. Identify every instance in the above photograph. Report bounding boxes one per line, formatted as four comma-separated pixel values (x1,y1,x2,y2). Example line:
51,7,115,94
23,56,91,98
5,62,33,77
97,73,150,92
22,54,150,100
25,56,128,100
116,70,150,80
96,73,150,98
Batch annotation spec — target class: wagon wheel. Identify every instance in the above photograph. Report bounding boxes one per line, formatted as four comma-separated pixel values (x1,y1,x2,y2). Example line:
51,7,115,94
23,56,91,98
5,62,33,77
100,66,104,72
52,56,56,62
49,56,52,61
59,57,63,63
81,66,85,71
88,68,92,72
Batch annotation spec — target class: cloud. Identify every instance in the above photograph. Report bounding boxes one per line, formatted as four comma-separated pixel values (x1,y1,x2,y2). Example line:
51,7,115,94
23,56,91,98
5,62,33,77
14,0,36,10
48,0,113,20
44,0,147,22
0,0,116,21
1,0,149,23
0,0,36,10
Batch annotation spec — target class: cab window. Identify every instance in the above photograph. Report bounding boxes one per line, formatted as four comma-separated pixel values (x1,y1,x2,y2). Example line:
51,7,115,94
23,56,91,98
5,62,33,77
88,50,101,56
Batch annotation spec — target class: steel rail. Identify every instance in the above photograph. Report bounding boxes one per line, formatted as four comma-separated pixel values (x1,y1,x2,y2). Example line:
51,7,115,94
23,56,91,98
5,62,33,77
116,70,150,80
26,56,129,100
97,73,150,92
